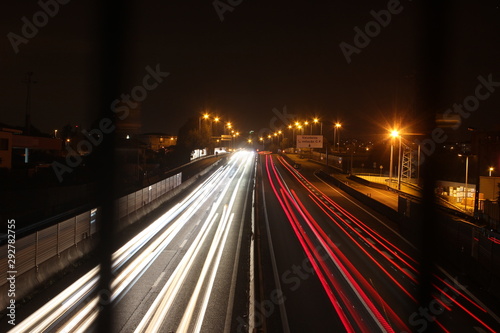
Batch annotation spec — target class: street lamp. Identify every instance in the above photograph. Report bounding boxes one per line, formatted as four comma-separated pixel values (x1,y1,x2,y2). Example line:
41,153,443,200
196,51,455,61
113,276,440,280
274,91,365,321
334,123,342,152
458,154,469,213
389,130,399,189
313,118,323,135
199,113,210,130
213,116,220,136
489,167,494,177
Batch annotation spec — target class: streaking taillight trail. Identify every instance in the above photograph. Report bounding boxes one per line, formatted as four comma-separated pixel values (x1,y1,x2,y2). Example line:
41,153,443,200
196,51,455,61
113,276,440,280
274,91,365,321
264,154,499,333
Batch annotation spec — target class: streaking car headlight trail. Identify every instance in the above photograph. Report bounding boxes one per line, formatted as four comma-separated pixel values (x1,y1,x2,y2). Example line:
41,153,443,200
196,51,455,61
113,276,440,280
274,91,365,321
10,151,256,333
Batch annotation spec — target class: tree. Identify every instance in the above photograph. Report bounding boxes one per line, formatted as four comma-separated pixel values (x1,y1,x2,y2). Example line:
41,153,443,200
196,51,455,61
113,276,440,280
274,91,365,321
173,117,211,164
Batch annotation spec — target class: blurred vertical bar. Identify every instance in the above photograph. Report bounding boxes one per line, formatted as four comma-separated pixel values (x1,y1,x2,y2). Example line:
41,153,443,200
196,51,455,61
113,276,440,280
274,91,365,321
96,0,129,331
416,1,450,331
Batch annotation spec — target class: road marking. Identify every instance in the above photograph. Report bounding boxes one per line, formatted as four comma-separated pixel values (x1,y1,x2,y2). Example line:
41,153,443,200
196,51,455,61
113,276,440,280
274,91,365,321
401,268,416,281
179,239,187,248
225,156,255,332
261,176,291,333
366,238,376,245
315,173,417,250
381,250,394,260
152,272,166,288
437,265,500,325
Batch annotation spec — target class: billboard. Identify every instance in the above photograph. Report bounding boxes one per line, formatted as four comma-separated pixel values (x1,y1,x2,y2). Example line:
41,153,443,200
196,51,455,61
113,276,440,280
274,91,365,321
296,135,323,148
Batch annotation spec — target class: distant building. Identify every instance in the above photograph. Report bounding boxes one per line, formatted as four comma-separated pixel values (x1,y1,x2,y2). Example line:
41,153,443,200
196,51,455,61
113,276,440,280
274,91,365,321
0,128,62,169
139,133,177,151
0,129,15,169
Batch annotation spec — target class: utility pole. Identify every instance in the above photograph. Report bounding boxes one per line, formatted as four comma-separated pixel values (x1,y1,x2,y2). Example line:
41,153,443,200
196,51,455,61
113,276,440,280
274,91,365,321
24,72,36,135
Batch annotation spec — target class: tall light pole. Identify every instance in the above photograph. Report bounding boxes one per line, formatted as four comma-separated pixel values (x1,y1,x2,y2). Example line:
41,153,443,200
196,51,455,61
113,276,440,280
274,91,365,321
213,116,220,137
397,134,402,190
458,154,469,212
334,123,341,152
489,167,494,177
389,130,399,189
313,118,322,135
199,113,210,130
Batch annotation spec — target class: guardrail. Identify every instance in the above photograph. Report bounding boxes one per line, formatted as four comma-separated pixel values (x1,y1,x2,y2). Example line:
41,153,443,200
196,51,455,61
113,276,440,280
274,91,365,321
0,172,182,310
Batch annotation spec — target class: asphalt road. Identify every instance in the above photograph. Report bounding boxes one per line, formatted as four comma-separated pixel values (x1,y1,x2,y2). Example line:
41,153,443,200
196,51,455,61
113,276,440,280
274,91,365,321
255,153,500,332
7,151,255,333
5,151,500,332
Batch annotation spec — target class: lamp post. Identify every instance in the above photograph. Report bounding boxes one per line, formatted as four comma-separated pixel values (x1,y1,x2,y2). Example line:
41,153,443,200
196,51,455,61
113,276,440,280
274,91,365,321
199,113,209,130
397,134,402,190
458,154,469,213
489,167,494,177
389,130,399,189
213,116,220,137
334,123,341,152
313,118,322,135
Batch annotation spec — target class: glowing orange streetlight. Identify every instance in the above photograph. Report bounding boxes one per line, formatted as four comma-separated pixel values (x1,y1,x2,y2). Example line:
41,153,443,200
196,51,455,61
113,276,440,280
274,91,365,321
313,117,323,135
334,123,342,152
389,129,402,189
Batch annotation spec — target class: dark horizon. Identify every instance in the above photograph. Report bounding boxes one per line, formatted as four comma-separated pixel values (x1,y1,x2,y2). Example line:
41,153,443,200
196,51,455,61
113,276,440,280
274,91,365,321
1,1,499,140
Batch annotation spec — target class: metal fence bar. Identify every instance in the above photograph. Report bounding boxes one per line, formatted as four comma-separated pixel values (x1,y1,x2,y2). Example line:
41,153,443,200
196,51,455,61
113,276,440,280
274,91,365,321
0,172,183,290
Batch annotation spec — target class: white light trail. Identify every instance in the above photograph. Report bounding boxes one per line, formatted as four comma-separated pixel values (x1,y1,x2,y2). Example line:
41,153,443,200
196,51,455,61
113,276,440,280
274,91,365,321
11,152,254,333
135,151,254,332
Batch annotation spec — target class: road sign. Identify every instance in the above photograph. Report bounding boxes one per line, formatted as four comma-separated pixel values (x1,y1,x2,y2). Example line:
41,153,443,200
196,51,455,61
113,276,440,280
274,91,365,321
296,135,323,148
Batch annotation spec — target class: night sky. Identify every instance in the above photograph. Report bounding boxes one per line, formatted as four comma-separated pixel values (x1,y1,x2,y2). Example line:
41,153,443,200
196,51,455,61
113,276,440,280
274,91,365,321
1,1,500,140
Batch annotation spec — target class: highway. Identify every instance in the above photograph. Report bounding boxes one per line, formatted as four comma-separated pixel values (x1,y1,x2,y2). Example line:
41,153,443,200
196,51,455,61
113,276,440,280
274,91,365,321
7,150,256,333
5,150,500,332
255,153,500,332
